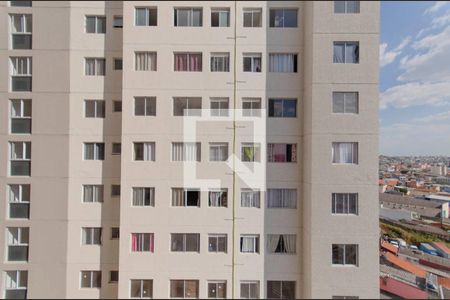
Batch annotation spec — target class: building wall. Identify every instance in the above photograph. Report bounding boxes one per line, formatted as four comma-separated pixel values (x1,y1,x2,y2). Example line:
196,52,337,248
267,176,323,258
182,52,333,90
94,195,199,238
0,1,379,299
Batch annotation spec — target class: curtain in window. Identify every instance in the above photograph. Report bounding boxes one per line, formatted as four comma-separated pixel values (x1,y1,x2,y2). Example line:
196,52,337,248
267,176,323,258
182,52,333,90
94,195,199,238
172,143,199,161
253,57,261,72
269,54,294,72
268,144,286,162
267,234,280,253
143,143,155,161
133,188,153,206
283,234,296,253
131,233,138,251
175,54,188,71
332,143,356,163
241,237,256,252
96,59,105,75
346,43,359,63
267,189,296,208
85,59,95,75
172,189,184,206
189,54,201,71
333,43,345,63
241,190,259,207
209,191,221,206
210,144,227,161
136,52,156,71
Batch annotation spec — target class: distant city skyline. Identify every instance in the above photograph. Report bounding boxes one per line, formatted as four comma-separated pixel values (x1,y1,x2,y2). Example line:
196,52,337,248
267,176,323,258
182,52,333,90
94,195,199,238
380,1,450,156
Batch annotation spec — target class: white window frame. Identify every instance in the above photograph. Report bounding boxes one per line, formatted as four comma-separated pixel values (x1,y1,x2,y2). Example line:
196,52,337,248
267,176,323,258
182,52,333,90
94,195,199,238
240,281,259,299
267,143,297,163
8,184,30,219
10,99,32,134
84,58,105,76
173,52,203,72
240,234,259,253
82,227,102,245
80,271,101,288
131,233,154,252
85,15,106,34
334,1,360,14
134,96,156,116
243,53,262,72
269,8,298,28
332,142,358,164
333,42,359,64
83,142,104,160
243,8,262,27
332,92,359,114
5,271,27,297
210,98,229,117
332,193,358,215
241,189,260,208
84,100,105,118
208,189,228,207
170,233,200,252
209,143,228,162
113,15,123,28
133,142,156,161
241,143,261,162
135,52,157,71
266,189,297,209
242,98,261,117
211,8,230,27
208,234,227,253
132,187,155,207
82,185,104,203
10,57,32,76
171,142,201,161
210,53,230,72
268,98,297,118
130,279,153,299
332,244,359,266
174,7,203,27
207,280,227,299
10,141,31,161
10,14,32,45
135,7,157,26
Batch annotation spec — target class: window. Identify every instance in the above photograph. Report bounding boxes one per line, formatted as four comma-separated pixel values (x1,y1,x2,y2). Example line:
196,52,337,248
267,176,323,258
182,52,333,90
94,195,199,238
112,143,121,155
332,296,359,299
172,188,200,207
172,142,201,161
5,271,27,299
135,7,157,26
110,271,119,283
113,100,122,112
80,271,102,288
132,187,155,207
84,143,105,160
85,100,105,118
208,234,227,253
7,227,29,261
131,280,153,299
267,143,297,162
240,281,259,299
334,1,360,13
209,189,227,207
131,233,154,252
135,52,157,71
134,142,155,161
241,189,260,208
211,8,230,27
10,99,31,134
10,1,32,6
243,8,262,27
82,227,102,245
210,53,230,72
267,281,296,299
210,98,229,117
111,184,121,197
243,53,262,72
111,227,120,239
266,234,296,254
8,184,30,219
170,280,199,298
174,53,202,72
113,58,123,70
332,92,359,114
10,141,31,176
173,97,202,116
113,15,123,28
10,57,32,91
332,142,358,164
267,189,297,209
135,97,156,116
174,8,202,27
332,193,358,215
332,244,358,266
269,54,297,72
86,16,106,33
83,185,104,203
209,143,228,162
242,98,261,117
269,9,298,27
268,99,297,117
10,14,32,49
241,143,260,162
333,42,359,64
171,234,200,252
240,235,259,253
85,58,105,76
208,281,227,299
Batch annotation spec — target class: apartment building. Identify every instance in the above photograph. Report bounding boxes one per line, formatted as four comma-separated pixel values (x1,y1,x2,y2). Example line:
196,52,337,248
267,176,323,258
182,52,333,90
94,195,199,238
0,1,379,299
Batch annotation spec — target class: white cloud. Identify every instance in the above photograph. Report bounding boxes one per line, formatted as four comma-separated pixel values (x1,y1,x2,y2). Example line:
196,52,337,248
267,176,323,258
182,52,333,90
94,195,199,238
425,1,449,14
431,11,450,27
413,110,450,122
380,81,450,109
379,37,411,67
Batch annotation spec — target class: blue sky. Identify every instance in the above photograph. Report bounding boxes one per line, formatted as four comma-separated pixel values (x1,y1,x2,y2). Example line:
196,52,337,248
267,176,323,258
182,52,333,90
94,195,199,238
380,1,450,156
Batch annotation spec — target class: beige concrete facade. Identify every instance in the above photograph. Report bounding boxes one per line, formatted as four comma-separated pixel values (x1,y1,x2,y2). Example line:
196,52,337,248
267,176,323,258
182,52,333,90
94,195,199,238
0,1,379,299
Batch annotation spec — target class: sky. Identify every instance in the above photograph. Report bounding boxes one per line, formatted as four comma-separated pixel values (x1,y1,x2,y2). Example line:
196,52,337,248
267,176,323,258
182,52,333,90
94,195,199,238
380,1,450,156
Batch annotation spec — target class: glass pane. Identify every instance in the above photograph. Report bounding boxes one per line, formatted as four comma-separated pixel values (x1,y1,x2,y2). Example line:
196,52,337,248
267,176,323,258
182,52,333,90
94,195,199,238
142,280,153,298
333,43,345,63
185,281,199,298
345,93,358,113
11,101,21,117
345,245,358,265
8,245,28,261
332,244,344,264
170,280,184,298
12,77,32,92
346,43,358,63
347,1,360,13
135,8,147,26
23,100,31,117
81,272,91,288
176,9,189,26
130,280,141,298
334,1,346,13
333,93,345,113
12,35,32,49
10,1,32,7
10,203,29,219
173,98,187,116
171,234,184,251
250,283,259,298
211,12,219,27
270,10,284,27
284,10,298,27
149,8,157,26
282,282,296,299
86,17,96,33
11,161,30,176
11,118,31,134
192,9,202,26
185,234,199,251
219,11,229,27
97,17,106,33
267,281,281,299
243,12,252,27
85,101,96,117
241,283,249,298
243,57,252,72
146,98,156,115
5,290,27,299
253,11,262,27
284,100,296,117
